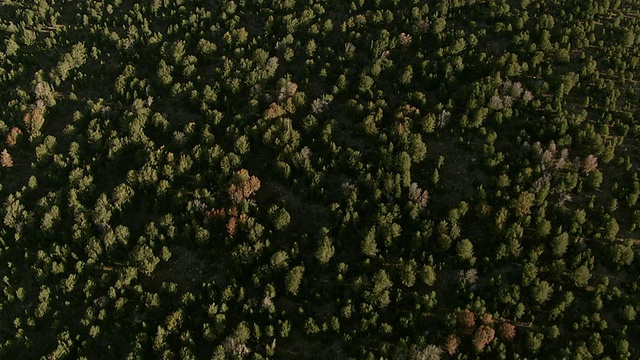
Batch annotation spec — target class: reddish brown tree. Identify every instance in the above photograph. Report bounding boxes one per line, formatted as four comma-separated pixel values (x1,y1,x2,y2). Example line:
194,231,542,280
458,309,476,335
497,322,516,341
6,127,22,147
228,169,261,203
444,334,461,356
472,325,495,351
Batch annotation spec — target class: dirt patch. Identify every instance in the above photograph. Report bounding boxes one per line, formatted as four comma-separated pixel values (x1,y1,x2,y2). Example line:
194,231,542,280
425,136,488,206
149,245,220,292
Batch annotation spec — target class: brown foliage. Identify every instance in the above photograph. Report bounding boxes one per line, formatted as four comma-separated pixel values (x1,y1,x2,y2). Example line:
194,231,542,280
6,127,22,147
480,313,494,325
457,309,476,335
444,334,460,356
472,325,495,351
207,169,259,236
264,102,285,119
228,169,261,203
208,208,226,218
408,182,429,209
416,20,430,33
206,205,249,236
23,107,45,137
497,322,516,341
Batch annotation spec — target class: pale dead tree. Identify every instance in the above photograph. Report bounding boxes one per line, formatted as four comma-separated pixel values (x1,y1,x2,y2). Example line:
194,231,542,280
488,95,504,110
344,42,356,54
555,148,570,169
502,79,513,93
416,20,430,32
502,95,513,108
558,193,573,207
398,32,413,47
265,56,279,73
172,131,186,146
408,182,429,209
34,81,56,107
458,268,478,289
262,295,275,312
510,81,524,98
583,154,598,174
437,110,451,128
222,337,251,357
1,149,13,168
533,174,551,193
277,81,298,102
541,149,555,171
299,146,312,159
311,97,329,113
408,344,443,360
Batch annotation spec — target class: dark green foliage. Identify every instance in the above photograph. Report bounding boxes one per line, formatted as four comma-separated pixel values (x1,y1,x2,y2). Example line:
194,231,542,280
1,0,640,358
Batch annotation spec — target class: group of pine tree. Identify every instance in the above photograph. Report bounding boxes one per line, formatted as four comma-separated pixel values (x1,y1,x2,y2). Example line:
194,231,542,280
1,0,640,358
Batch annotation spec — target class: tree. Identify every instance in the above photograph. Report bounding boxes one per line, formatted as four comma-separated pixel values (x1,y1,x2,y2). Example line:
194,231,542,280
400,259,417,287
157,60,173,86
315,229,335,265
228,169,261,203
551,232,569,257
582,154,598,174
456,239,475,265
472,325,495,351
369,269,393,307
6,127,22,147
513,191,535,218
361,226,378,257
497,322,516,341
603,217,620,240
572,264,591,287
132,244,160,275
532,280,553,304
408,344,443,360
285,266,304,295
1,149,14,167
421,265,437,286
269,205,290,231
23,107,45,140
270,250,289,269
585,170,603,189
525,332,544,353
458,309,476,335
444,334,460,356
588,333,604,356
621,304,636,322
610,243,634,267
408,182,429,209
